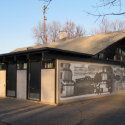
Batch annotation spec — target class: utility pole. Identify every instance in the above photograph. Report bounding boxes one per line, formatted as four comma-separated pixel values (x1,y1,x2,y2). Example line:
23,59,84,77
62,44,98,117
42,5,47,44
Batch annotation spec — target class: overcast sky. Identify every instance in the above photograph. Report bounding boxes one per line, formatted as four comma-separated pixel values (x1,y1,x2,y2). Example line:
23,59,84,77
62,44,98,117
0,0,124,54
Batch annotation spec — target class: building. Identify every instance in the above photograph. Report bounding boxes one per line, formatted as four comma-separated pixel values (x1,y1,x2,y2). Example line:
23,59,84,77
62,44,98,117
0,30,125,104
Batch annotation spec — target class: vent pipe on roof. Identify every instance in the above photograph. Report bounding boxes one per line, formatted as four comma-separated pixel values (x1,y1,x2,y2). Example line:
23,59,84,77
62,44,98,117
27,47,34,50
59,31,67,40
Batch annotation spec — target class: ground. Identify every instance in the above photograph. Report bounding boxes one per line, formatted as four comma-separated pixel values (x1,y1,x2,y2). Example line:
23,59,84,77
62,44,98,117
0,93,125,125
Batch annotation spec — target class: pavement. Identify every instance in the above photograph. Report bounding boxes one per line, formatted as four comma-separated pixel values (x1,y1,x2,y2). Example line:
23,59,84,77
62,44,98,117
0,93,125,125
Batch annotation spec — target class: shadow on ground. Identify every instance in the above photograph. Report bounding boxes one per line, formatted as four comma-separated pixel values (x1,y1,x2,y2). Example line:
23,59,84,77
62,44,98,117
0,94,125,125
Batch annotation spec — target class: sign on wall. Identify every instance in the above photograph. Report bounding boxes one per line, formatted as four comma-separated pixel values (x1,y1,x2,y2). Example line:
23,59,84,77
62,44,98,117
59,62,125,100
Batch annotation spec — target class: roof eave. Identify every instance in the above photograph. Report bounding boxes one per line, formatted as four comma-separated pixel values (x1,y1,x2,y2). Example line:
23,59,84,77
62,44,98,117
0,47,93,58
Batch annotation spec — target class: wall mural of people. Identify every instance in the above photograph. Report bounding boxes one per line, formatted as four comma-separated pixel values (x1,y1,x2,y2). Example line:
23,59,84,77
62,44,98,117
60,62,125,99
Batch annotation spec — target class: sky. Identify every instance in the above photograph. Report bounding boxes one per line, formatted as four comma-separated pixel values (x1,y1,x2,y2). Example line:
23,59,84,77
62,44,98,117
0,0,125,54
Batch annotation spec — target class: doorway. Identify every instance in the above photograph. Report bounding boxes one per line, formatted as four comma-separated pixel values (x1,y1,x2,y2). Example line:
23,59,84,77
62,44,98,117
28,61,41,100
6,63,16,97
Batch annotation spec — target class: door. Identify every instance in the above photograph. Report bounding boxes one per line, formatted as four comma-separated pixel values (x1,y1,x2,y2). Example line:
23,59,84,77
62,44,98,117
6,63,16,97
17,70,27,99
28,61,41,100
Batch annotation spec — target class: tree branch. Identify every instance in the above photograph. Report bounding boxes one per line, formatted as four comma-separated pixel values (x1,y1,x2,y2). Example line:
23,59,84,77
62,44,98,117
85,0,124,21
84,10,125,17
39,0,52,7
92,0,119,8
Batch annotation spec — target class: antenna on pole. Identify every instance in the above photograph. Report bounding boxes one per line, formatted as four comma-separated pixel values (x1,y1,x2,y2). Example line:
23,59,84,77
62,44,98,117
42,5,47,44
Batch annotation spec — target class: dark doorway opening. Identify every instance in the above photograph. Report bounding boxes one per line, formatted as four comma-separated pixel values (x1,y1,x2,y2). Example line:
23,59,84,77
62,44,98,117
28,61,41,100
6,63,16,97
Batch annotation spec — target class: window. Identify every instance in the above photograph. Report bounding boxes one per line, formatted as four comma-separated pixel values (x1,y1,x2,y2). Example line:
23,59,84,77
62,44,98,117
119,48,121,54
99,53,106,59
60,72,62,79
104,68,106,72
116,48,122,55
92,54,98,58
61,63,63,67
0,63,6,70
122,50,125,56
17,63,27,70
41,60,55,69
102,73,107,80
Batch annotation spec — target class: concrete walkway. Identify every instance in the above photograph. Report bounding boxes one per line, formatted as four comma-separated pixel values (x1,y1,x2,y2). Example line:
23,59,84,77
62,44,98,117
0,93,125,125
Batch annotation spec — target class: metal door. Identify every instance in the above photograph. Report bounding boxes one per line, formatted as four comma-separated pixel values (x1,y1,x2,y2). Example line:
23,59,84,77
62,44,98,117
28,61,41,100
6,63,16,97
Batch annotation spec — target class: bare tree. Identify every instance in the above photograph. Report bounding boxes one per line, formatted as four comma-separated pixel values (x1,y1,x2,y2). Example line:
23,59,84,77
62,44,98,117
48,20,61,42
32,20,61,45
110,19,125,31
63,20,87,39
90,28,100,36
63,20,76,39
75,25,87,38
32,20,87,45
32,21,48,45
90,18,125,35
90,18,111,35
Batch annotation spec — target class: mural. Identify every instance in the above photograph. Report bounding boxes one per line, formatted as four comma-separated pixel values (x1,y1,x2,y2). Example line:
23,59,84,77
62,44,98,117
60,62,125,99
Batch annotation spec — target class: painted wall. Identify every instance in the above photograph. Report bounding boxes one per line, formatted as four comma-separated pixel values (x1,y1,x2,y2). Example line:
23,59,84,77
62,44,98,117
0,71,6,97
58,60,125,102
17,70,27,99
41,69,55,104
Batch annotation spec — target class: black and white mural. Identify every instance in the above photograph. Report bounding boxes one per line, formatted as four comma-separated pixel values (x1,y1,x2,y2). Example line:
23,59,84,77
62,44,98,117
60,62,125,99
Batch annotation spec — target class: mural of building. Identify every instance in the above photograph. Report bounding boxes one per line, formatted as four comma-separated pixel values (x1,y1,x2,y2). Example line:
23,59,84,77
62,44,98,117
59,63,124,100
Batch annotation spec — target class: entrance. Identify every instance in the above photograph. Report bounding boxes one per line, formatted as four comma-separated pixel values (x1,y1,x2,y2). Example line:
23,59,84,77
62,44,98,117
28,61,41,100
6,63,16,97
